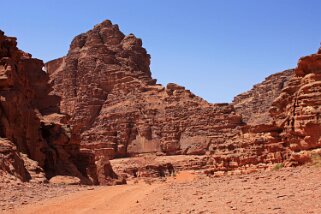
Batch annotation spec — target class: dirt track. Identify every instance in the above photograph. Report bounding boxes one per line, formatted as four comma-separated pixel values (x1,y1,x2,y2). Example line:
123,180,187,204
4,166,321,214
8,183,159,214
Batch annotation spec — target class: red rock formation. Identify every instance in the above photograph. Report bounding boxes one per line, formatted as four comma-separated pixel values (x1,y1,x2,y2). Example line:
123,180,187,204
47,20,292,177
0,30,90,183
233,70,294,125
46,20,244,162
0,138,29,182
270,48,321,164
8,19,321,184
45,19,321,179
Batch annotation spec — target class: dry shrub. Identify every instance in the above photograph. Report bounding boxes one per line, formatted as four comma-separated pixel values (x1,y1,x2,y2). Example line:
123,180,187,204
273,163,284,171
310,153,321,167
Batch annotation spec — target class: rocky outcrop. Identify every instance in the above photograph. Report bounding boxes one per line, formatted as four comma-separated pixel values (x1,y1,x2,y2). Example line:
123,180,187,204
47,20,294,177
233,70,294,125
46,20,244,160
0,139,30,182
49,175,81,185
0,30,92,183
270,48,321,164
6,19,321,185
233,46,321,167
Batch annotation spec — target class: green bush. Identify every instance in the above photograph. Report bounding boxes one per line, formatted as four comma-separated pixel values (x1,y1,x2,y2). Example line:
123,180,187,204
273,163,284,170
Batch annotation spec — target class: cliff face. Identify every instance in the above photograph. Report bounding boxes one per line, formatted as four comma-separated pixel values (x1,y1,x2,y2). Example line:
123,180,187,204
47,20,293,177
4,20,321,184
270,48,321,163
232,47,321,166
0,30,90,183
46,20,245,160
233,70,294,125
47,20,321,179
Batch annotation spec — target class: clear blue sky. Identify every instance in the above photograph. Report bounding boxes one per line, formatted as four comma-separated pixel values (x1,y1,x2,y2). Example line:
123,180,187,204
1,0,320,103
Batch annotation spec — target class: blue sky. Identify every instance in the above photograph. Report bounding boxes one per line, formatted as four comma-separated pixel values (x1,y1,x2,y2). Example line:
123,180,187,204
1,0,320,103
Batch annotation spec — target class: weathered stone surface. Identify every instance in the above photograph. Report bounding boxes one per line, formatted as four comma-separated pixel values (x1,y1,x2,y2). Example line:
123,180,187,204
7,19,321,186
46,20,244,161
111,155,179,179
49,175,81,185
95,156,126,185
0,30,92,184
5,20,321,194
270,48,321,164
233,69,294,125
45,20,293,179
0,139,30,182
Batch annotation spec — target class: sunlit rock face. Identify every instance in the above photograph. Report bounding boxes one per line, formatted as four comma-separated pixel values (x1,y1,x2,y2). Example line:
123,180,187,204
270,47,321,162
47,19,321,176
6,19,321,184
233,69,294,125
46,20,244,160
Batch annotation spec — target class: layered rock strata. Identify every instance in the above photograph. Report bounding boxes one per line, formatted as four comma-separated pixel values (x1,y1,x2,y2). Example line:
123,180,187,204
233,47,321,166
46,21,245,159
233,69,294,125
0,30,96,184
270,47,321,164
8,20,320,184
47,20,292,176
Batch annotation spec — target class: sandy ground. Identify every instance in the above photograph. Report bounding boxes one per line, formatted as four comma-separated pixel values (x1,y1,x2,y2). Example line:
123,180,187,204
8,183,160,214
3,165,321,214
0,182,89,212
131,166,321,214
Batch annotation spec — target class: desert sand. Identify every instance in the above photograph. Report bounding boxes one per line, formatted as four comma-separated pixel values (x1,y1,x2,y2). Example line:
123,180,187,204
3,165,321,214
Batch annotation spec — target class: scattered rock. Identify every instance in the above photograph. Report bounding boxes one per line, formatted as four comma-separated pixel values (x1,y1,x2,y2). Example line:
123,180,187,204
49,176,81,185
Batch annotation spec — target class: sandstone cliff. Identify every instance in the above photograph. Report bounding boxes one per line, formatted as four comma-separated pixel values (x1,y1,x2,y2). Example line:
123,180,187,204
46,20,245,159
232,46,321,167
4,20,321,184
0,30,91,183
233,70,294,125
49,20,321,180
47,20,293,177
270,47,321,164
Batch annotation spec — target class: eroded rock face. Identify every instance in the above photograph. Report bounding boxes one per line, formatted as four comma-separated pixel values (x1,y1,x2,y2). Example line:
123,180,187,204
47,20,321,178
0,30,89,183
49,175,81,185
270,48,321,163
46,20,244,160
233,46,321,167
233,70,294,125
6,19,321,185
0,139,29,182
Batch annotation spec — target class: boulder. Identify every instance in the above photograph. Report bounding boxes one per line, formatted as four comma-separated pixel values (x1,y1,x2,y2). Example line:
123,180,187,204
49,175,81,185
